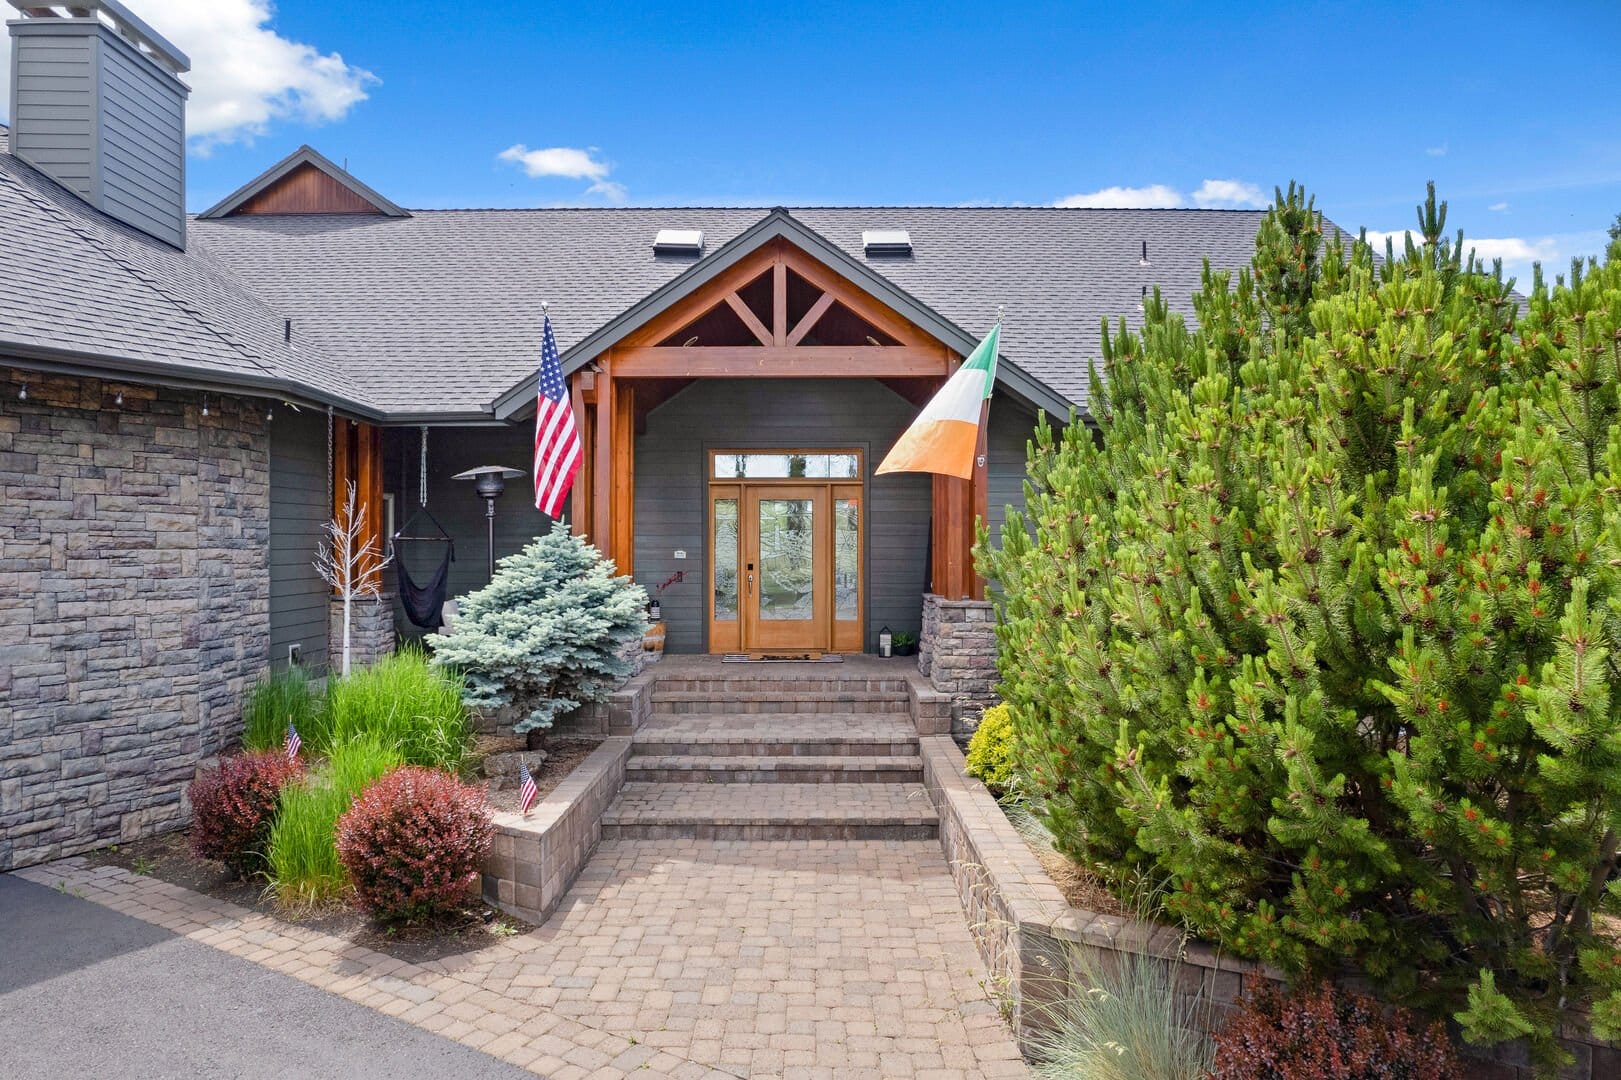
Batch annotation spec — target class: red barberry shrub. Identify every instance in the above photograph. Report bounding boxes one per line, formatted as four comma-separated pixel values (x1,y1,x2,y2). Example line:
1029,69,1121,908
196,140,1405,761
1208,982,1461,1080
336,766,494,923
189,751,303,877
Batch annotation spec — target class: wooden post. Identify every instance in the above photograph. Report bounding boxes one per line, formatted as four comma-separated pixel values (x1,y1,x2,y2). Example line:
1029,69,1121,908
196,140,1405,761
592,358,614,555
357,423,384,589
569,371,590,537
610,379,635,575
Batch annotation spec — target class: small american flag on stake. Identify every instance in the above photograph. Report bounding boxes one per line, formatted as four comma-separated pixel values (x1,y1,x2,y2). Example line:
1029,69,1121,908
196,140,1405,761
518,760,539,816
284,722,301,762
533,308,582,519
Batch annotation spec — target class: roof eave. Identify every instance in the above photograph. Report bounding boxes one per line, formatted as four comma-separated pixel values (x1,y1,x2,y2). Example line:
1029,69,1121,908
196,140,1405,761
1,340,388,421
490,209,1076,421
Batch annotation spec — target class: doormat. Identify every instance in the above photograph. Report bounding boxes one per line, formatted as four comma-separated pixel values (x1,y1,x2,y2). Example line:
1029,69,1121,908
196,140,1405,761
721,653,844,663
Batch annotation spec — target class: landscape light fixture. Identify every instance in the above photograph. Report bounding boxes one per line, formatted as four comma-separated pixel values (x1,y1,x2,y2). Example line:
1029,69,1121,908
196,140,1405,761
453,465,524,578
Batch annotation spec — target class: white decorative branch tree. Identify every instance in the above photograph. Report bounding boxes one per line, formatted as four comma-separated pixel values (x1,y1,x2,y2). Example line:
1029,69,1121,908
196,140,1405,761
314,481,392,677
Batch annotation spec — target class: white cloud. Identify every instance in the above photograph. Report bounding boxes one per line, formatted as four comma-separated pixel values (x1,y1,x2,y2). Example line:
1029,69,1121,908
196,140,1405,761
1426,143,1449,157
1489,201,1510,211
1192,178,1267,209
1055,184,1184,209
1361,228,1608,288
1055,179,1268,210
497,144,626,202
0,1,377,150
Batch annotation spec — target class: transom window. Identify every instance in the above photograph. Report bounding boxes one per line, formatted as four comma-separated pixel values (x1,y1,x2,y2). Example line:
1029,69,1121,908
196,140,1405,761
712,452,860,479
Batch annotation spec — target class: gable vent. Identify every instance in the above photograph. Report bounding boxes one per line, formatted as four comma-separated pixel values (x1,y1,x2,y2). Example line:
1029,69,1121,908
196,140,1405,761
862,229,912,256
653,229,704,256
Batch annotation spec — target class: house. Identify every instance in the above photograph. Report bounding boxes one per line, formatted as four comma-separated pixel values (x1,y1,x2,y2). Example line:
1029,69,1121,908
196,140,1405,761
0,1,1283,869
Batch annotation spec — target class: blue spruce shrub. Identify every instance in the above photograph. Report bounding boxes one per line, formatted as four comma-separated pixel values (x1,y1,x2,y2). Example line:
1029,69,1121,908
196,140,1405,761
430,530,648,733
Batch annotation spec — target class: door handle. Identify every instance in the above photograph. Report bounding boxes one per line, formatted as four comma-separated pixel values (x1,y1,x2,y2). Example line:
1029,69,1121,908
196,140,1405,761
746,572,754,595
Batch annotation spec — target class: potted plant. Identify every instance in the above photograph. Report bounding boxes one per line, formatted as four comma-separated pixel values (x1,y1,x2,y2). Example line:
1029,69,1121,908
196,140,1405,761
892,631,918,657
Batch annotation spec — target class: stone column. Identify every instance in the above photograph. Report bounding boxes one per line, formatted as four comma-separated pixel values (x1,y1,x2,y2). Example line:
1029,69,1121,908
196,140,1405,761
918,593,998,732
328,592,396,674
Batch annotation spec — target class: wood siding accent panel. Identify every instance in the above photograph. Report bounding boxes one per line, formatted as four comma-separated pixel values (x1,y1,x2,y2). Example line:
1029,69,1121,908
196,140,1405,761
229,161,387,216
269,406,331,672
633,379,930,655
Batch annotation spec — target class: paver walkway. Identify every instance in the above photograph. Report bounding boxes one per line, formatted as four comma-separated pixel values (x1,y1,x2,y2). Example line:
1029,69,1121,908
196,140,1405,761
12,838,1026,1080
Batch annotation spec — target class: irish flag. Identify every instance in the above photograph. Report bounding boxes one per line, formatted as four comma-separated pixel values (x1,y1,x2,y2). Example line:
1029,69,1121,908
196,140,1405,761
876,322,1000,479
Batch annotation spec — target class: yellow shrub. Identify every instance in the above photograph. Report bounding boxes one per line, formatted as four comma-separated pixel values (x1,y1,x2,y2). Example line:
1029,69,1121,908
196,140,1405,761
964,703,1016,795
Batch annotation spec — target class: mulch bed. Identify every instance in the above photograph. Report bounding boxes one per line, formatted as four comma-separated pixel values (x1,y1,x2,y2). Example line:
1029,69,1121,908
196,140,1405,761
84,733,605,962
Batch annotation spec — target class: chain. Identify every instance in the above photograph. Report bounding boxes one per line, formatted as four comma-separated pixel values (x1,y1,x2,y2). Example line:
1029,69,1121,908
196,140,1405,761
326,405,334,510
419,425,428,507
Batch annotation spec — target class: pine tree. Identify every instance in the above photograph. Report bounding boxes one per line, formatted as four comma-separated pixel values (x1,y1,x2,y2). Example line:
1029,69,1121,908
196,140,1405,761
430,531,648,732
980,189,1621,1071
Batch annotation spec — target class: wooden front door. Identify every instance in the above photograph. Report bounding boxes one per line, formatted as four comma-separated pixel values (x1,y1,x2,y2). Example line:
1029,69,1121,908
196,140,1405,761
708,452,863,655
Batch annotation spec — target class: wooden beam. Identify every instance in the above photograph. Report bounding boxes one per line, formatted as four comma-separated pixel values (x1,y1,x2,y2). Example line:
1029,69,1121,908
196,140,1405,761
612,345,949,379
785,292,836,348
724,291,773,347
357,423,384,589
772,256,788,346
781,251,931,347
592,359,614,552
332,416,352,525
610,380,636,576
621,246,780,347
569,372,590,537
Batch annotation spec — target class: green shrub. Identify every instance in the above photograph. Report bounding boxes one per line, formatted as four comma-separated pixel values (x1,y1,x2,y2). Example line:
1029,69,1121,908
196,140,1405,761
430,530,648,733
977,184,1621,1068
1030,928,1212,1080
965,703,1017,795
241,667,321,754
266,735,400,908
322,648,470,770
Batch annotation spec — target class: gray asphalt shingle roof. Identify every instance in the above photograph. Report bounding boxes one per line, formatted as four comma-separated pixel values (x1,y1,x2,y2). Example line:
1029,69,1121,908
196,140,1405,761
0,148,371,412
3,128,1289,420
188,205,1273,417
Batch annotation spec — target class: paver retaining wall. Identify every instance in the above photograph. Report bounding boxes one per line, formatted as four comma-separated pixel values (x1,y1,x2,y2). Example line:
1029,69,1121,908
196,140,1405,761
918,735,1618,1078
482,736,632,925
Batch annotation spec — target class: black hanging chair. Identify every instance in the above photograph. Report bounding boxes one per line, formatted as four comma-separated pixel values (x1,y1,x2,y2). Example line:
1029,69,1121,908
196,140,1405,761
393,507,455,630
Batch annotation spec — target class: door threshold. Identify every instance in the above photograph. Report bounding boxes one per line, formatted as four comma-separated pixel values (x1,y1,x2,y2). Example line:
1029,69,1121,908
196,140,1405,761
721,652,844,663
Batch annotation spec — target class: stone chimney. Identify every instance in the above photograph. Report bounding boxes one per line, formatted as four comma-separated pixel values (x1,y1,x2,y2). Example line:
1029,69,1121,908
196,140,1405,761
6,1,190,247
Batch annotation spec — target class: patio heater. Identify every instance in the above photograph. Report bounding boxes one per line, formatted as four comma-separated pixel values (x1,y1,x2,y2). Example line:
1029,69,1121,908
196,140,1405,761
453,465,524,578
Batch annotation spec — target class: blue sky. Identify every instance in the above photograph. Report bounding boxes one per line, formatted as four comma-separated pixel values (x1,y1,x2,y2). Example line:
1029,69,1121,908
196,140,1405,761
5,1,1618,285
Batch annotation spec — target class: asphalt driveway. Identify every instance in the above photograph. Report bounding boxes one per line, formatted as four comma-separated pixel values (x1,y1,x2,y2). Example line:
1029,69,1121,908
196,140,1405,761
0,872,533,1080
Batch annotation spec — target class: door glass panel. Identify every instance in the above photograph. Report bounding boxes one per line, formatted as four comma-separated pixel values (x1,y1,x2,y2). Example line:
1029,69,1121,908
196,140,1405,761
714,453,859,479
835,498,859,621
713,499,738,621
757,499,815,620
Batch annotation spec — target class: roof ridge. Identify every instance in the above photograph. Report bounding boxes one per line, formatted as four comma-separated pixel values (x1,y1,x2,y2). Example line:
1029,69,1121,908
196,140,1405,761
368,204,1274,214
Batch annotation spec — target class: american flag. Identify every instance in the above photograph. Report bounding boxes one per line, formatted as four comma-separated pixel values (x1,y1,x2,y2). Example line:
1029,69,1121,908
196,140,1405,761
284,722,301,762
533,312,582,519
518,760,539,816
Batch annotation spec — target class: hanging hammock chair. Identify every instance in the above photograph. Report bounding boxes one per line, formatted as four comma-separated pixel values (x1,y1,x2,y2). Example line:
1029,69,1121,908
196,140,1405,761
393,428,455,630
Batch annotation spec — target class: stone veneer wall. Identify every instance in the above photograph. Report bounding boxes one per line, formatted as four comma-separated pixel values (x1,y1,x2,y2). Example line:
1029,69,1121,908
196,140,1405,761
0,369,269,871
328,592,396,674
917,593,998,732
919,735,1619,1077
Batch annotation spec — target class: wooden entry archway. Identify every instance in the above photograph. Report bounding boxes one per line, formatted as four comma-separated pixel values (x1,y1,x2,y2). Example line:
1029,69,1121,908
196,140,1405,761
569,237,990,603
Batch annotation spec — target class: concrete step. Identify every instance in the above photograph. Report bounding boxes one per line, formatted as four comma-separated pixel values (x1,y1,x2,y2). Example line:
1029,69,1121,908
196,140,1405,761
632,714,919,758
650,690,911,715
626,754,924,784
600,782,938,840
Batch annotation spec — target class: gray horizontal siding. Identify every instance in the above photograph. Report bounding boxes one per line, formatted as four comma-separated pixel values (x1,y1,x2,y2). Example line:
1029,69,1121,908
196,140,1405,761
10,28,96,200
382,425,556,641
985,396,1039,546
97,31,185,248
269,407,330,672
633,378,931,655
